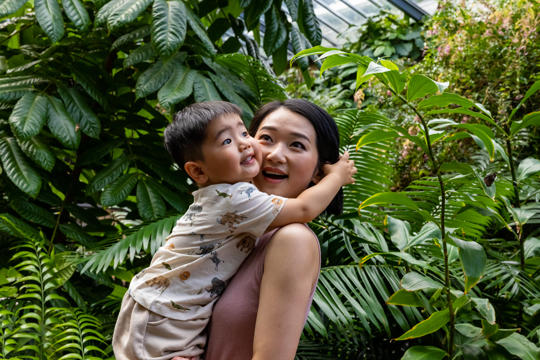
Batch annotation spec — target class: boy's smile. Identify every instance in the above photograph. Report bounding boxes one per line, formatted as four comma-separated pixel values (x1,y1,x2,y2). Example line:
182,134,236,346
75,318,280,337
194,113,261,186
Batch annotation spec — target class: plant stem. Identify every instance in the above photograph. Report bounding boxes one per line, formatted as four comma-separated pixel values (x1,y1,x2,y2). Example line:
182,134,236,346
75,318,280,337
505,139,524,270
394,91,455,356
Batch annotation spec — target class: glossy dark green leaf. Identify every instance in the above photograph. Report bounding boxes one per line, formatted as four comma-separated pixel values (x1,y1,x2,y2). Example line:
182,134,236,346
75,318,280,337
0,138,41,198
208,72,253,118
517,157,540,181
95,0,131,25
244,0,272,30
62,0,90,31
0,0,28,18
100,173,138,206
47,96,80,149
10,197,56,228
401,272,443,291
508,79,540,122
184,4,216,54
193,72,221,102
137,179,166,221
124,43,157,68
495,333,540,360
17,137,54,172
88,155,129,193
356,129,399,150
112,26,151,50
9,93,48,139
35,0,64,42
58,87,101,139
510,111,540,136
107,0,153,31
387,216,410,250
471,297,496,324
284,0,298,21
135,57,178,99
359,192,419,212
152,0,187,56
298,0,321,45
0,213,41,240
263,5,287,55
158,65,195,109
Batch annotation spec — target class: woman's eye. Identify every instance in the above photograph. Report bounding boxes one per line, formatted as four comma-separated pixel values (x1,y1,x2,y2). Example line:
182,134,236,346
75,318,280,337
222,138,232,145
291,141,306,150
258,134,272,142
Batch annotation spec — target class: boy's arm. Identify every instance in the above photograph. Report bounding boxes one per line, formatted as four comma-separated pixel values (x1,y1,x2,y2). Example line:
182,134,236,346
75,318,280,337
268,152,356,229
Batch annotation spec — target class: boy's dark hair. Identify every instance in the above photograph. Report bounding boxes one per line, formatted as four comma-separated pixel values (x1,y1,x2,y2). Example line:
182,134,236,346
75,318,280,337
164,101,242,168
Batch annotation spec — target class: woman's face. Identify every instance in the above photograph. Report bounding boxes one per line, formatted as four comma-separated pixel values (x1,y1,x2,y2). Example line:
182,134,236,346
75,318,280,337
253,107,319,198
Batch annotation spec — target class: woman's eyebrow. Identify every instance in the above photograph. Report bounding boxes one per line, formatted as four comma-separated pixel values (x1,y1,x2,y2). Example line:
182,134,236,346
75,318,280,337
259,125,311,143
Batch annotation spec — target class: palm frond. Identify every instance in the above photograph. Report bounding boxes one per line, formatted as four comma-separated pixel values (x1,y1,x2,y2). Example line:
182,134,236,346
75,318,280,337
81,215,180,274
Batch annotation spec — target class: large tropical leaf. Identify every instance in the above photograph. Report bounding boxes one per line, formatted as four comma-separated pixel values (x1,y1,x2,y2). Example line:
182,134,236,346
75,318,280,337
8,92,48,139
107,0,153,31
192,72,221,102
135,56,179,98
58,86,101,139
17,136,55,172
137,179,166,221
81,215,180,274
47,96,81,149
35,0,64,43
298,0,321,46
184,4,216,54
100,172,138,207
0,0,28,18
87,155,129,193
263,5,287,55
62,0,90,31
157,65,195,109
152,0,187,57
0,137,41,198
124,43,157,68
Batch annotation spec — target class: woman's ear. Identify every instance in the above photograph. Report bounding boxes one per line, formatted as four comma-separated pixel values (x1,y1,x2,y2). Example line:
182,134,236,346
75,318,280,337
184,161,208,186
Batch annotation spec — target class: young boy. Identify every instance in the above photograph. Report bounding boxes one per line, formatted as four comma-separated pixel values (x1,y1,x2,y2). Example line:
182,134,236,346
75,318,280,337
112,101,356,360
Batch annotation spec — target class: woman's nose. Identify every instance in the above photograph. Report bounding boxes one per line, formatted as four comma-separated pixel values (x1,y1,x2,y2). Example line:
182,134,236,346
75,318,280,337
265,144,286,163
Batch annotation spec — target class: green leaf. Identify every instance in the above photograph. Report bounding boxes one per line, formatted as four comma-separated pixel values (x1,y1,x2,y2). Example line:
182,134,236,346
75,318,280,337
157,65,195,109
124,43,157,68
137,179,166,221
193,72,221,102
508,79,540,122
0,213,41,240
95,0,130,25
356,129,399,149
471,297,496,324
510,111,540,136
496,333,540,360
395,309,449,340
426,107,495,126
8,92,48,139
401,272,443,291
387,289,423,307
360,252,427,267
184,4,216,54
112,25,151,50
72,69,109,109
401,346,447,360
35,0,64,43
290,45,338,65
298,0,321,45
452,237,486,292
244,0,272,30
456,323,482,338
107,0,153,31
58,87,101,139
100,173,138,206
418,92,475,109
407,74,439,102
208,73,253,119
359,192,419,212
135,56,178,99
62,0,90,31
289,25,310,70
10,197,56,227
271,40,288,75
0,0,28,19
17,136,55,172
516,158,540,181
263,5,287,55
457,123,495,161
87,155,129,193
152,0,187,57
47,96,80,149
0,138,41,198
284,0,298,20
387,216,410,251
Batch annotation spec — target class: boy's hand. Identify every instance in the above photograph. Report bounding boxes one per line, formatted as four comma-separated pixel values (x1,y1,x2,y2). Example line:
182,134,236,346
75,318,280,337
322,152,357,185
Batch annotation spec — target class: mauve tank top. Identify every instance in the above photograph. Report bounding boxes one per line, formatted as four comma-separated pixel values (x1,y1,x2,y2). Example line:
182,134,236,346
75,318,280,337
204,226,321,360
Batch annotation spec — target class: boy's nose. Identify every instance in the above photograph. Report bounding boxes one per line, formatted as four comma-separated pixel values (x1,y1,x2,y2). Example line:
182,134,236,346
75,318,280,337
239,140,251,151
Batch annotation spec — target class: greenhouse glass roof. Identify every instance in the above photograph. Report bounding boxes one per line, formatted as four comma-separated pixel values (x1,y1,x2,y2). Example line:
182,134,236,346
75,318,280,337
310,0,438,47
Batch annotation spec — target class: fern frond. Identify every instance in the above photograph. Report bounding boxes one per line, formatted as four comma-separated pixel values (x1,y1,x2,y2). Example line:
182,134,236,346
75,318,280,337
81,215,180,274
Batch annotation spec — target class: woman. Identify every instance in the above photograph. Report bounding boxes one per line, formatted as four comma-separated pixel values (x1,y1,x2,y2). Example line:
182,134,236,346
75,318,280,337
205,99,344,359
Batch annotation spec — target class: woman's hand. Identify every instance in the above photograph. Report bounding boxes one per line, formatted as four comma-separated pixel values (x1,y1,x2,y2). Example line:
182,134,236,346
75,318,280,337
322,151,357,186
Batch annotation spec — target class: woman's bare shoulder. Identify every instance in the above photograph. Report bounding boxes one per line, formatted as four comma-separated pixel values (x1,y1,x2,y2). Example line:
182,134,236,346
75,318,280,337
265,223,319,270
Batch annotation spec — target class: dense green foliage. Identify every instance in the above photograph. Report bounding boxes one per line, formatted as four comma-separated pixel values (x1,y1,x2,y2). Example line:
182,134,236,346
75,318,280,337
1,0,539,359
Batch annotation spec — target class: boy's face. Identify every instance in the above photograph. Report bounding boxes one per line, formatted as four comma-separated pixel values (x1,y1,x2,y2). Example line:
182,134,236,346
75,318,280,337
196,113,261,186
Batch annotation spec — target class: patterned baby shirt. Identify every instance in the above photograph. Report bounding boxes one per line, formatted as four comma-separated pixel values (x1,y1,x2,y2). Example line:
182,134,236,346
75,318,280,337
128,182,286,321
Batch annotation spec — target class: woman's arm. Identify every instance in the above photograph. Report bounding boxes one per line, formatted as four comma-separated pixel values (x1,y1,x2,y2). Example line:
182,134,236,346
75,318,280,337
252,224,320,360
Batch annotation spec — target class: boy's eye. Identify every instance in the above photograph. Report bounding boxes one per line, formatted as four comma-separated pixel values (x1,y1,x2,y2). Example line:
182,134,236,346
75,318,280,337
222,138,232,145
242,131,248,137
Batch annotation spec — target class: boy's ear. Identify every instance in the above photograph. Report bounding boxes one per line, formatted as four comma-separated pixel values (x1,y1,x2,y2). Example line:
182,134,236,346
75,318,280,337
311,166,323,184
184,161,208,186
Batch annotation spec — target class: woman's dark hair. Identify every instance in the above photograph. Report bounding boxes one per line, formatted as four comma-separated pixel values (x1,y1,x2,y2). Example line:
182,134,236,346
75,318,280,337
249,99,343,215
